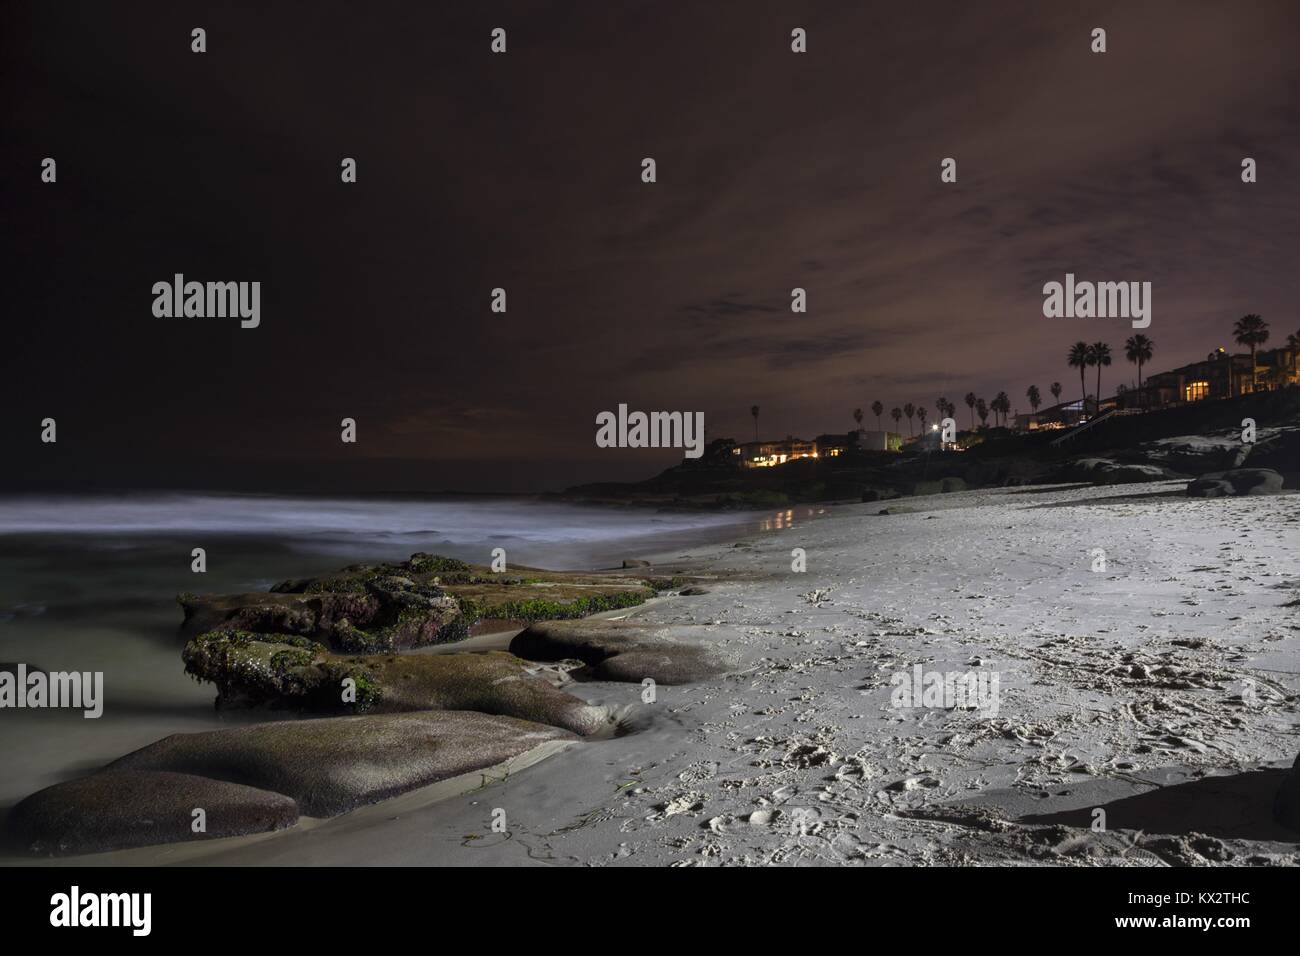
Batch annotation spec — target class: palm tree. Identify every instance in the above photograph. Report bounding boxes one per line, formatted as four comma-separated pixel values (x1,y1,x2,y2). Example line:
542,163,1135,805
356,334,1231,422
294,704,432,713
903,403,915,436
935,398,948,424
1124,334,1154,407
750,405,760,441
1233,314,1270,391
917,406,928,432
964,392,977,430
871,400,884,430
1088,341,1112,414
1026,385,1041,414
975,398,989,428
1068,342,1090,421
890,407,902,432
853,407,864,433
1050,381,1062,405
993,391,1010,427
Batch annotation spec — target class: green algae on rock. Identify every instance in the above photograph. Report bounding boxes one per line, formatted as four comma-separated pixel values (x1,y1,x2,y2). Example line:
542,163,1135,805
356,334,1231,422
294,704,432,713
181,552,658,645
183,629,608,735
180,574,467,653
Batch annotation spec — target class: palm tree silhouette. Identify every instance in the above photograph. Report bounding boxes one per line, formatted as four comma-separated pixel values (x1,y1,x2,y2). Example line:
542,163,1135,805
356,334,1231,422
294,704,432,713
993,391,1010,427
964,392,977,430
1050,381,1062,405
890,407,902,432
750,405,760,441
1026,385,1041,414
1233,314,1270,392
1124,334,1154,407
903,403,915,436
1067,342,1090,421
917,406,928,432
853,407,864,432
1089,342,1112,413
975,398,989,428
871,400,884,430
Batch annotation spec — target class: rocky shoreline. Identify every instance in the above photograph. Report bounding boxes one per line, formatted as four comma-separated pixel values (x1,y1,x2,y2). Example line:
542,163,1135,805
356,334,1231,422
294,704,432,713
6,460,1299,865
7,552,738,856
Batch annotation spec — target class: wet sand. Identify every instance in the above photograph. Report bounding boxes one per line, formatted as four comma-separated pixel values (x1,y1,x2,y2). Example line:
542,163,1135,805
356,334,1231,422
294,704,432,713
8,481,1297,866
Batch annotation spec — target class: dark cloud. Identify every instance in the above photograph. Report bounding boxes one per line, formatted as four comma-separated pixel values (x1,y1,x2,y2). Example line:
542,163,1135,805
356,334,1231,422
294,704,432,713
3,0,1298,490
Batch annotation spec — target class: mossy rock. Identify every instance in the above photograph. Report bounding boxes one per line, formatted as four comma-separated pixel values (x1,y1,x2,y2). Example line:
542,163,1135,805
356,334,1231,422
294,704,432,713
237,553,658,635
180,573,468,653
183,629,608,735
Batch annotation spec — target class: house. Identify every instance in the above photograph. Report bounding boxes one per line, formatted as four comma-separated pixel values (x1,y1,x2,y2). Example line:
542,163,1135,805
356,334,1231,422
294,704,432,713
1014,402,1075,430
730,430,901,468
854,429,900,452
814,432,860,457
1144,348,1249,406
1142,343,1298,407
732,437,820,468
1257,343,1300,391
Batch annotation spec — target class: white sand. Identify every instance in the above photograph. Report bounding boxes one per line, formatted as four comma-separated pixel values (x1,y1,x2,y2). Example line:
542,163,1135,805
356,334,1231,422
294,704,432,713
9,481,1299,866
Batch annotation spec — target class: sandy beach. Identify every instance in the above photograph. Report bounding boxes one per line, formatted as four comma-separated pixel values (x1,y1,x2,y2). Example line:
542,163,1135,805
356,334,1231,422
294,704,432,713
12,479,1296,867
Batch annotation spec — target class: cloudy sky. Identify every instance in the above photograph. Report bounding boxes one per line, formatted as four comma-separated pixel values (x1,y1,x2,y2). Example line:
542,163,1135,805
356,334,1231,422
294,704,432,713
4,1,1299,491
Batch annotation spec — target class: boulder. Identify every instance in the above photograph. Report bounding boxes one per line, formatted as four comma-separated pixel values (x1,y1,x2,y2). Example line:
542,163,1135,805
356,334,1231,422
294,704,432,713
510,619,739,684
110,711,576,817
1064,457,1117,479
1137,434,1251,475
1186,478,1235,498
180,552,659,649
8,770,298,856
267,552,656,630
1221,468,1285,495
182,630,608,735
179,578,467,653
1248,426,1300,479
1094,463,1169,484
1059,458,1171,485
1275,753,1300,833
1187,468,1284,497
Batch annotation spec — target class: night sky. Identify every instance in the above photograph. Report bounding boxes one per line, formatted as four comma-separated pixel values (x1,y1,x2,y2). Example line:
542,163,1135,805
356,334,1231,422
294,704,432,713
3,1,1299,492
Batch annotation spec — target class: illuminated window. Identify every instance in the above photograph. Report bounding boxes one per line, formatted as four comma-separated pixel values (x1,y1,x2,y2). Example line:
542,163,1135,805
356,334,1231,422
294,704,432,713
1184,381,1209,401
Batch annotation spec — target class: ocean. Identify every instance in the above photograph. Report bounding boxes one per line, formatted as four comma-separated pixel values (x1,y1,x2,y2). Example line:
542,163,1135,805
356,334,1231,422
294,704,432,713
0,493,780,812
